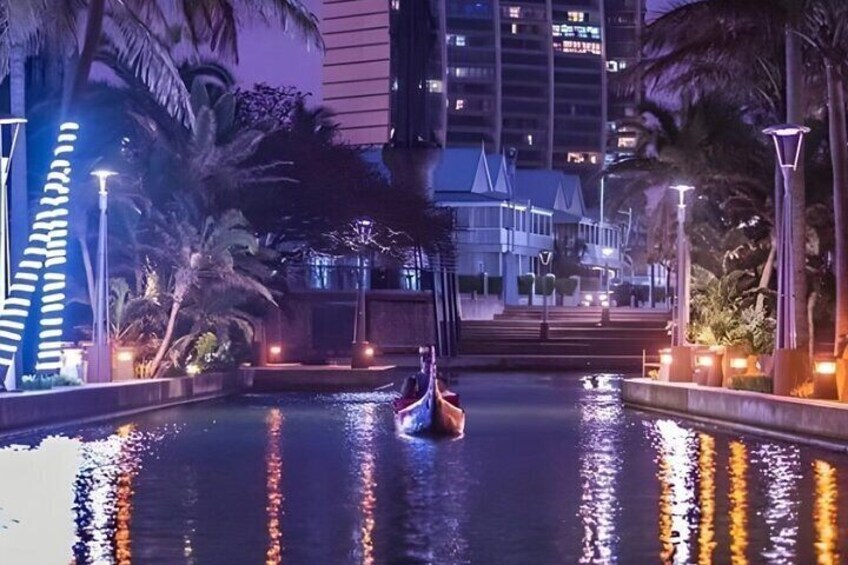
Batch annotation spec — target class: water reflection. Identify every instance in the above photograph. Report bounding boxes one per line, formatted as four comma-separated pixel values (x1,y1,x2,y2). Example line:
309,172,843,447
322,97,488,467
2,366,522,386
344,400,378,565
753,443,800,563
729,441,748,565
266,408,284,564
578,374,621,563
697,434,716,565
652,420,698,564
814,459,840,565
0,424,152,563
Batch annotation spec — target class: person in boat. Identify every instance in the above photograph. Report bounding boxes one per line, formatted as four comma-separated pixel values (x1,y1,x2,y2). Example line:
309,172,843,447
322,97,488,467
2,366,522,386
400,372,419,399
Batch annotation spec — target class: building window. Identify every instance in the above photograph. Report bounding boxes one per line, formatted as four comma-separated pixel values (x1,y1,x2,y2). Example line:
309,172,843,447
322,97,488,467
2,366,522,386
617,136,637,149
511,23,518,34
391,0,400,10
508,6,521,18
447,34,467,47
427,79,443,93
567,152,601,165
567,11,587,22
554,40,602,55
455,99,466,110
606,60,627,72
526,134,534,146
552,24,601,40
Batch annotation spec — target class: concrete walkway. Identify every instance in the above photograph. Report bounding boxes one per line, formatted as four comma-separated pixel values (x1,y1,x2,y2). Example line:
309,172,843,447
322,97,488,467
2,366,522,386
623,378,848,451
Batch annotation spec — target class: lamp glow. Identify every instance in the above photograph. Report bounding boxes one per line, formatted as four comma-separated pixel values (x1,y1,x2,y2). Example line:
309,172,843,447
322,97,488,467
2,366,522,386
186,363,201,376
815,360,837,376
729,357,748,370
269,345,282,356
660,350,673,365
696,355,714,367
364,346,374,357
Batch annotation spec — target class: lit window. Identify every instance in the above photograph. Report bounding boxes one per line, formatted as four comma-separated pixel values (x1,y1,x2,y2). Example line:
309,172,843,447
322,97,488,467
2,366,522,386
391,0,400,10
511,23,518,34
391,79,398,91
526,134,534,146
554,40,601,55
427,79,443,93
508,6,521,18
567,11,587,22
617,136,637,149
566,152,602,165
455,99,466,110
456,35,466,47
607,60,627,72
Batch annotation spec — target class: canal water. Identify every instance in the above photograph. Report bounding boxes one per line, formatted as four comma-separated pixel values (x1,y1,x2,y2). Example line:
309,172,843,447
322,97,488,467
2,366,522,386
1,373,847,564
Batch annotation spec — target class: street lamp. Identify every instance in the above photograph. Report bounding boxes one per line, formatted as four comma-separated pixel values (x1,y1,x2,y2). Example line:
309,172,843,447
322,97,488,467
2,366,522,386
601,246,614,293
538,249,553,340
670,184,694,347
90,169,117,383
764,123,810,395
351,218,374,369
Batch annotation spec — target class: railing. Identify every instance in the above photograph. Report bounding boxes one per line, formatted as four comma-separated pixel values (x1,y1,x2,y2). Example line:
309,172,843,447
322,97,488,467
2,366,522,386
284,264,427,292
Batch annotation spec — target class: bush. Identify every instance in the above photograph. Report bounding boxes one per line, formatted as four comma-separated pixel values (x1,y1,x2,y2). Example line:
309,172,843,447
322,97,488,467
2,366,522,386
534,274,556,296
555,277,578,297
518,274,535,296
20,374,54,391
458,275,483,294
729,375,772,394
53,374,84,387
488,276,503,295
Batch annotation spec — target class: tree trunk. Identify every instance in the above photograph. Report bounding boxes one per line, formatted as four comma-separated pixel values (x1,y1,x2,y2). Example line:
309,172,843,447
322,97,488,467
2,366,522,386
785,27,809,352
62,0,106,115
150,289,184,378
826,63,848,357
755,232,777,314
79,235,96,310
808,291,818,362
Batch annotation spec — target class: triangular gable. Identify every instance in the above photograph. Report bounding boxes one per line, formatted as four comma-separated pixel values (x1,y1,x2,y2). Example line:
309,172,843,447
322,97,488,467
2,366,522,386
470,148,493,194
553,185,567,212
561,176,586,217
486,154,511,194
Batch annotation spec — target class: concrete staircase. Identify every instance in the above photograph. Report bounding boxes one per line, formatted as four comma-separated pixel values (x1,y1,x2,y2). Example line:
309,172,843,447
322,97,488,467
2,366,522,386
458,306,671,368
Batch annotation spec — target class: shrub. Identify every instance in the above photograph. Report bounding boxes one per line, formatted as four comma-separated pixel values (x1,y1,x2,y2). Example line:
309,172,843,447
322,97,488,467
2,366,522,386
534,274,555,296
20,374,54,391
555,277,578,297
729,375,772,394
458,275,483,294
52,374,84,387
518,274,535,296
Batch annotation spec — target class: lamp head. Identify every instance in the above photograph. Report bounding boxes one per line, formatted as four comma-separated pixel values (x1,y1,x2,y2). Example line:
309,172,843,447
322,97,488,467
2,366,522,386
670,184,695,208
602,247,614,258
763,123,810,171
91,169,117,195
538,249,553,265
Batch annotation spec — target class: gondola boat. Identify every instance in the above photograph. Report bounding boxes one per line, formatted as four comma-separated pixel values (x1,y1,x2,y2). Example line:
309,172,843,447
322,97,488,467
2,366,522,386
393,347,465,436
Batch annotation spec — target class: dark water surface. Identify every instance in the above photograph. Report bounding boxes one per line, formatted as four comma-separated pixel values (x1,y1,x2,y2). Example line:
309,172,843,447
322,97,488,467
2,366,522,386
1,373,847,564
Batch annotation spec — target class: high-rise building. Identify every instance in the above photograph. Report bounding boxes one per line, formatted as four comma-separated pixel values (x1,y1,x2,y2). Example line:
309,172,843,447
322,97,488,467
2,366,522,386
445,1,606,172
321,0,446,147
603,0,645,162
323,1,605,174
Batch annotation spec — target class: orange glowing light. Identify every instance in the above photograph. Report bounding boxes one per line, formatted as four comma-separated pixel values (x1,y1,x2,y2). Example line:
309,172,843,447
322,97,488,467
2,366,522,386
116,350,134,363
698,434,716,565
696,355,714,367
815,360,838,376
265,409,283,565
660,350,673,365
364,346,374,357
269,345,282,356
729,357,747,370
729,441,749,565
814,460,839,565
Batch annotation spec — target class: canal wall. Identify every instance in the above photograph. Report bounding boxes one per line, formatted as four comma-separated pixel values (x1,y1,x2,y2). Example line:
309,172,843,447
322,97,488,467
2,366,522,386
623,378,848,449
0,372,251,434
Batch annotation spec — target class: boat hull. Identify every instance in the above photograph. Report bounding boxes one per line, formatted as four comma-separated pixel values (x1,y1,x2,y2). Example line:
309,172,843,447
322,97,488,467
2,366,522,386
394,384,465,436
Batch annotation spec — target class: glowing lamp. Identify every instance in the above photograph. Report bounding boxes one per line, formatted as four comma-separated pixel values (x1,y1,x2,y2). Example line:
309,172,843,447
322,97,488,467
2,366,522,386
660,349,673,365
116,350,133,362
269,345,282,356
538,250,553,266
729,357,747,370
364,346,374,357
815,360,838,376
602,247,614,258
763,124,810,171
186,363,201,376
696,354,714,367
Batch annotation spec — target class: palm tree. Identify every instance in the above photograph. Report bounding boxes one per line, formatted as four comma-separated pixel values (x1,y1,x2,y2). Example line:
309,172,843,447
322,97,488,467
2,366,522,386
145,206,273,377
640,0,848,355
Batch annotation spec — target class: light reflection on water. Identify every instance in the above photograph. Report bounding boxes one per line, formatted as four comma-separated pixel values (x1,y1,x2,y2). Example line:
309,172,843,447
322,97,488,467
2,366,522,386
0,375,847,563
578,374,621,563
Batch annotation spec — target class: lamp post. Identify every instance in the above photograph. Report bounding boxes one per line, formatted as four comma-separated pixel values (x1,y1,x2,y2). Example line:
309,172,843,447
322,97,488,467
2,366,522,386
351,218,374,369
670,184,694,347
764,123,810,395
0,117,25,392
90,170,117,383
538,249,553,340
601,246,614,293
